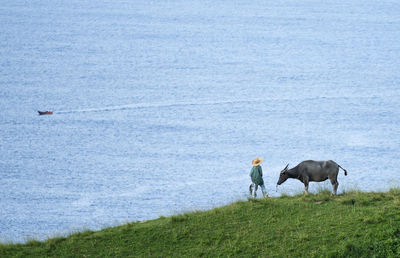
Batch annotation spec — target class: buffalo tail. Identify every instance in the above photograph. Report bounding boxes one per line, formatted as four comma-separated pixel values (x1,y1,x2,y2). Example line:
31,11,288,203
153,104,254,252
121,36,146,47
338,165,348,176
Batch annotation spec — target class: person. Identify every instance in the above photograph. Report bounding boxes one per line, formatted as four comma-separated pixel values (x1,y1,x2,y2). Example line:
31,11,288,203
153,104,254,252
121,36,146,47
249,157,268,198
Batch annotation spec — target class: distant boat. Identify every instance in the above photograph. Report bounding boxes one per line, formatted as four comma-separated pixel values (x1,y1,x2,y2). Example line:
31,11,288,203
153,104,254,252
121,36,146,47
38,111,53,115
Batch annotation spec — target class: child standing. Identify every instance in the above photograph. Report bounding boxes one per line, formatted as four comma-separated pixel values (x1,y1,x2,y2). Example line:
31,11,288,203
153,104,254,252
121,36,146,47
249,157,268,198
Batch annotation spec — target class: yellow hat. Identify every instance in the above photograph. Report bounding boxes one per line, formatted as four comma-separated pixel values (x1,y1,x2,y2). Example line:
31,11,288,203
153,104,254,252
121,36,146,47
252,157,263,166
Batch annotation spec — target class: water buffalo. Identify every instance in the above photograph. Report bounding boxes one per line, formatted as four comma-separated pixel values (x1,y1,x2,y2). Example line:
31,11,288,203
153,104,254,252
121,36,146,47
277,160,347,195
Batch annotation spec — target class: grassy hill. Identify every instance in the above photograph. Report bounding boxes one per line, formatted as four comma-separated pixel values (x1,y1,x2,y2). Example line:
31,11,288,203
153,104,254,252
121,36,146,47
1,189,400,257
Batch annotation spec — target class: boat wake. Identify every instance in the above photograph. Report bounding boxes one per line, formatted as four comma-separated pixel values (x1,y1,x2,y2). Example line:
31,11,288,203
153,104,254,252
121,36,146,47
52,96,351,115
55,99,260,114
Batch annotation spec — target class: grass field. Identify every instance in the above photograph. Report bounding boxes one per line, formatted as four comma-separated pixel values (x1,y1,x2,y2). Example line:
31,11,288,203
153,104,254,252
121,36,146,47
2,189,400,257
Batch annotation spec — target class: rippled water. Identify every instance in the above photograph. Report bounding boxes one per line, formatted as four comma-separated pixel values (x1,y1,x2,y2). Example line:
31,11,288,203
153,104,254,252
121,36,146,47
1,0,400,242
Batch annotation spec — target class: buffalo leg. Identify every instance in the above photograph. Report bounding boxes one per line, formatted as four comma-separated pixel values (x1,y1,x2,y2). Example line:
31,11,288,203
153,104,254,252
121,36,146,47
330,178,339,195
304,180,309,195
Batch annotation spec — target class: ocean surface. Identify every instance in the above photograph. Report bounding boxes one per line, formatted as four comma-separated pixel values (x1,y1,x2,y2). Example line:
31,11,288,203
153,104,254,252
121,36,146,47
1,0,400,242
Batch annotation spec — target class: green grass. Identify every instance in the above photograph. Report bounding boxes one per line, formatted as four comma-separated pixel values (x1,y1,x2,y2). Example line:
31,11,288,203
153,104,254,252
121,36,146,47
2,189,400,257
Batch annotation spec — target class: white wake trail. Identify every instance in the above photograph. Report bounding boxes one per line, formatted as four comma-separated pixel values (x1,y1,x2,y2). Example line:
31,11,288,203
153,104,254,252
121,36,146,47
55,99,260,114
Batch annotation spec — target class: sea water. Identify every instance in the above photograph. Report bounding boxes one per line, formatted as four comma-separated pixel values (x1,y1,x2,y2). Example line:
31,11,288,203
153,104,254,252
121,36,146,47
1,0,400,242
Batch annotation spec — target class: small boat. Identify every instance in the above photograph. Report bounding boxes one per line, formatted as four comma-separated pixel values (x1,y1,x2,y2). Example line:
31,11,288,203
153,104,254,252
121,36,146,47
38,110,53,115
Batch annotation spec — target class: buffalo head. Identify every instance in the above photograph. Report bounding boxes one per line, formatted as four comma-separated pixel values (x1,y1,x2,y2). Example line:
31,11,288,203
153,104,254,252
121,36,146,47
277,164,289,185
